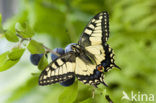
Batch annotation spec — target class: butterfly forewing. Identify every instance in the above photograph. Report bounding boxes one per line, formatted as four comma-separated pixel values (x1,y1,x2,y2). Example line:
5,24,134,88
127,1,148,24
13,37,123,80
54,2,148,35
39,52,76,86
78,11,109,47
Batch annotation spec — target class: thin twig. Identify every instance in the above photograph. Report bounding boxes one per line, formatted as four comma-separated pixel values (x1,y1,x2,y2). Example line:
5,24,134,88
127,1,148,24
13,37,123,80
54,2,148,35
16,33,31,41
42,44,60,56
105,95,113,103
16,33,60,56
18,39,24,48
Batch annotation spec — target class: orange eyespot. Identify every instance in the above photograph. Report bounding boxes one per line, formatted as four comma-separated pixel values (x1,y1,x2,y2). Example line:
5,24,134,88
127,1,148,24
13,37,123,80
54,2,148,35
97,65,104,72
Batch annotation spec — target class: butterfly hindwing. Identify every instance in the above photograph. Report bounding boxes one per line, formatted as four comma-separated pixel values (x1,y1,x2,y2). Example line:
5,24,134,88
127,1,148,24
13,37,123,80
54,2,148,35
39,52,76,86
75,44,118,87
102,44,120,71
75,62,107,87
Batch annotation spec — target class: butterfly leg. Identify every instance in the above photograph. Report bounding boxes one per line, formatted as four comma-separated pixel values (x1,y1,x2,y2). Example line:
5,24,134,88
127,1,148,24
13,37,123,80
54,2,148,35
92,83,98,88
92,88,95,98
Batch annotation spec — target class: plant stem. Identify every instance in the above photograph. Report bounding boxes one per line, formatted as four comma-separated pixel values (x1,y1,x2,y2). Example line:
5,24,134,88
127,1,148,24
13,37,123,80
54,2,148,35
16,33,60,56
42,44,60,56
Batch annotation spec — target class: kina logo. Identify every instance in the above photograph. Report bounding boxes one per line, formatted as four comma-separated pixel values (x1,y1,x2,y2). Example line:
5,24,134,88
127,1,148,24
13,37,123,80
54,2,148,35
121,91,154,102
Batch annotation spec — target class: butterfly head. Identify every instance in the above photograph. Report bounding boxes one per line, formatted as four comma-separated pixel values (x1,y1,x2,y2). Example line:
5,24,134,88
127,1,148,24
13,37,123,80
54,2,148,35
71,44,81,53
97,65,104,72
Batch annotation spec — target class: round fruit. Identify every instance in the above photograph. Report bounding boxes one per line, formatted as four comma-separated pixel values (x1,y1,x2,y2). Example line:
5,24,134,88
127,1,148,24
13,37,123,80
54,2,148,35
60,76,75,87
51,48,65,61
30,54,44,65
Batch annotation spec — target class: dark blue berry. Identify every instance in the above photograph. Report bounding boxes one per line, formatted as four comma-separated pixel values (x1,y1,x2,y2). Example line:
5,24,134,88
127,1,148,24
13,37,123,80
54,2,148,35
60,76,75,87
65,43,77,53
51,48,65,61
30,54,44,65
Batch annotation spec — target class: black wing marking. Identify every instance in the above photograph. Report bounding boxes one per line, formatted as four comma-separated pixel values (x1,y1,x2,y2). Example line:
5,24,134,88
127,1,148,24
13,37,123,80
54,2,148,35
76,69,108,88
39,52,76,86
78,11,109,47
102,44,120,72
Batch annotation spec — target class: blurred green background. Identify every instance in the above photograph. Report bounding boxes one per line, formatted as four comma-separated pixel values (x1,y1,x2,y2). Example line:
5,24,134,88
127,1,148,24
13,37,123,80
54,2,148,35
0,0,156,103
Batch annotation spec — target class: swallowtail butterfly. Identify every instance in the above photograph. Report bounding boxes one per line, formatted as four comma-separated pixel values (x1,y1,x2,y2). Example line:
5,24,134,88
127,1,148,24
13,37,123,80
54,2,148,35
39,11,120,87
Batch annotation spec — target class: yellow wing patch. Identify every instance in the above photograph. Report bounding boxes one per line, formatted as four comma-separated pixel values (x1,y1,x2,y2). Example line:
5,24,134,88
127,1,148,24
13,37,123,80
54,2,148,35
75,57,95,76
85,45,105,64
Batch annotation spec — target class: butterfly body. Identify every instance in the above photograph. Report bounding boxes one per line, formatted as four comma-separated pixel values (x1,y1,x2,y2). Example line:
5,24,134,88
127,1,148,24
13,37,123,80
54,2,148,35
39,11,120,87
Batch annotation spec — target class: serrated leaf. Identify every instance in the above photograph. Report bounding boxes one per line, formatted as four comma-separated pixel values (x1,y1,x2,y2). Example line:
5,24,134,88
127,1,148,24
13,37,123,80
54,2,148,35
0,60,19,72
8,48,25,60
80,98,93,103
27,40,45,54
5,29,19,42
38,55,48,71
0,51,9,66
15,22,34,38
0,51,19,72
59,81,78,103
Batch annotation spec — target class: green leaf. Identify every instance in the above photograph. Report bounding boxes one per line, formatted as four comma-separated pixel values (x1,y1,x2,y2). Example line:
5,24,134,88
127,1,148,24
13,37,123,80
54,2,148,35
0,48,24,72
5,29,19,42
27,40,45,54
15,22,34,38
80,98,93,103
6,76,38,103
0,51,9,66
0,51,19,72
59,81,78,103
8,47,25,60
38,54,48,71
74,83,92,103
